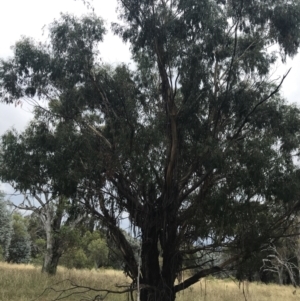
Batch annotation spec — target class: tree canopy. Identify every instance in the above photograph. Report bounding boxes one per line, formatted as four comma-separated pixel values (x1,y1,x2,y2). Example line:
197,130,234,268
2,1,300,300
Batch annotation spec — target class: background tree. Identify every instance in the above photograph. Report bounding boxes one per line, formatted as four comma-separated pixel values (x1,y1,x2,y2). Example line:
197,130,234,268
14,193,83,274
1,2,300,301
61,230,109,269
0,192,12,261
26,213,47,265
262,241,299,286
0,127,85,274
7,213,31,264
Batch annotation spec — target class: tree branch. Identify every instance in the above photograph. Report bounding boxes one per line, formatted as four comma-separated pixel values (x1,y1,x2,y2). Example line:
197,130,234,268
232,69,291,140
174,255,240,292
178,169,213,203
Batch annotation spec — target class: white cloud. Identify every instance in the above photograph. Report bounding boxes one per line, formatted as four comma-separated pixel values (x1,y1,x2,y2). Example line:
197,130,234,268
278,56,300,105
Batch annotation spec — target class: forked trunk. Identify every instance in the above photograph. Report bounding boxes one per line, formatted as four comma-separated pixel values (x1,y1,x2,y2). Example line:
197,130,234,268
140,260,177,301
139,215,178,301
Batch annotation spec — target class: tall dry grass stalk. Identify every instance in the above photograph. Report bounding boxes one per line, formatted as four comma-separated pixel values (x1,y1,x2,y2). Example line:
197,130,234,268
0,262,299,301
177,277,299,301
0,262,129,301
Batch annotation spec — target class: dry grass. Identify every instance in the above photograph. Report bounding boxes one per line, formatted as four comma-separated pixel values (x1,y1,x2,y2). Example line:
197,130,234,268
0,262,130,301
177,278,299,301
0,262,299,301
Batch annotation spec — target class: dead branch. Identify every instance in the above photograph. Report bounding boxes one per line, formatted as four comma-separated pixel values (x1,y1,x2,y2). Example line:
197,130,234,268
32,278,135,301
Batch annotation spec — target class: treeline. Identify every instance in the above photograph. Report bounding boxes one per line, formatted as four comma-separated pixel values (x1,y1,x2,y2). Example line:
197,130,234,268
1,190,300,287
0,193,139,270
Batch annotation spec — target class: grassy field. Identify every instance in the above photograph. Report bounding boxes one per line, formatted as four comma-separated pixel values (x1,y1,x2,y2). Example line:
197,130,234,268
0,262,299,301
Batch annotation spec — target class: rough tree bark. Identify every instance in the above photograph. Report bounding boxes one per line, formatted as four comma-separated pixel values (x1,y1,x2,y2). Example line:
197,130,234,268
41,208,63,275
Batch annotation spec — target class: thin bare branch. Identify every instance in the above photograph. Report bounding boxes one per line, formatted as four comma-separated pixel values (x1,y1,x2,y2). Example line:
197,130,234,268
232,69,291,139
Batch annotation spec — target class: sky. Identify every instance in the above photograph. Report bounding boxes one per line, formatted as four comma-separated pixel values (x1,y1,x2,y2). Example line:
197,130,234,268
1,0,300,198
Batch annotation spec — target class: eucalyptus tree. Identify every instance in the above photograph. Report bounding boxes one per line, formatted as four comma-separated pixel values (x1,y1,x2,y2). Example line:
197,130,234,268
1,1,300,300
0,128,85,274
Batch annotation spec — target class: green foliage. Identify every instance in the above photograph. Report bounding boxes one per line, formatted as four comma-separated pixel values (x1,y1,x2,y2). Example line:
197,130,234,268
0,193,12,260
1,1,300,299
60,230,109,269
7,213,31,264
30,238,46,266
87,238,109,267
25,214,46,265
73,249,89,269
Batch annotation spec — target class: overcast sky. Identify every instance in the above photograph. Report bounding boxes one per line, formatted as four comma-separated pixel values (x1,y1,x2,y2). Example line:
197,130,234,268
1,0,300,198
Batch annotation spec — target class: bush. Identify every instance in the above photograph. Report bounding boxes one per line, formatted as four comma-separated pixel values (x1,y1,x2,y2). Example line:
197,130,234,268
0,194,12,259
7,213,31,263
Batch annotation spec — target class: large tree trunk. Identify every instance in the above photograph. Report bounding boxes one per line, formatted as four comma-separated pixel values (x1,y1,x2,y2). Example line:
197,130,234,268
140,244,177,301
42,242,62,275
41,210,63,275
139,208,179,301
139,248,178,301
140,225,161,301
